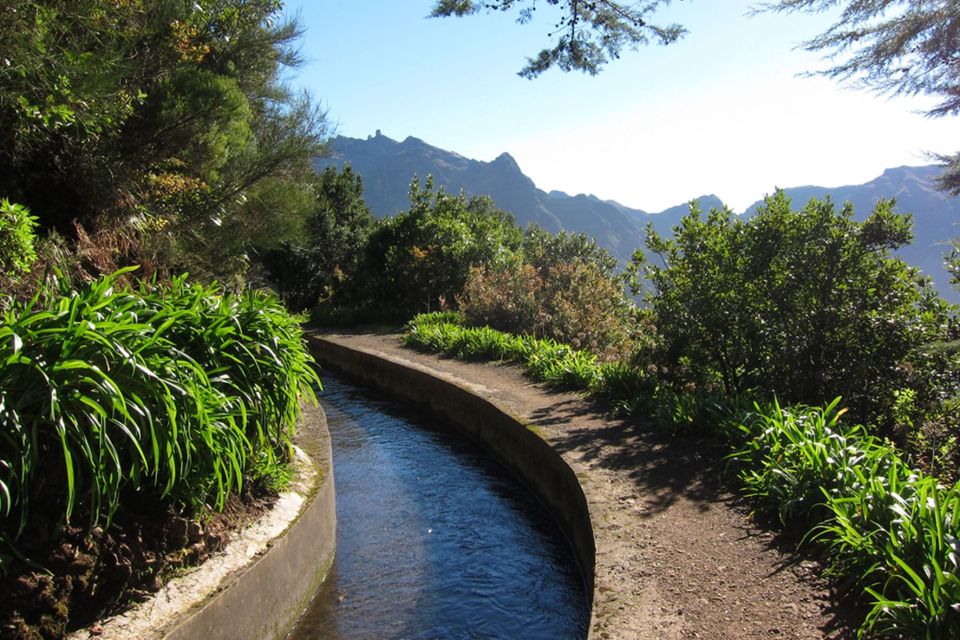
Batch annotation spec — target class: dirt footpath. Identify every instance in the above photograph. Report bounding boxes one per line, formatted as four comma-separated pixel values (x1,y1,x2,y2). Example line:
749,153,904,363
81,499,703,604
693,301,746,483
313,331,857,640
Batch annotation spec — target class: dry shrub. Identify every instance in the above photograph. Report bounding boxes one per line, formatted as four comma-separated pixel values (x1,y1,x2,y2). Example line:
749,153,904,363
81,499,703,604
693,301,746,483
0,217,168,315
460,260,638,359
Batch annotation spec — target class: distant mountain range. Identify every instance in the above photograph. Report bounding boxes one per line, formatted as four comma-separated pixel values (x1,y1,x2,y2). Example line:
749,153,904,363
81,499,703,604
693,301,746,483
316,132,960,303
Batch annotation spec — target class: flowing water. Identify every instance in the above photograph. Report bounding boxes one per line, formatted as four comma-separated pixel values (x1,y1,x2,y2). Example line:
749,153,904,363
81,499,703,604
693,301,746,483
288,372,588,640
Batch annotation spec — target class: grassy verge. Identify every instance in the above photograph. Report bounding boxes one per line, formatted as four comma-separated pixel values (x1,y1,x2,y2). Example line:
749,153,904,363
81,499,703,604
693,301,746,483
403,311,655,403
404,311,960,638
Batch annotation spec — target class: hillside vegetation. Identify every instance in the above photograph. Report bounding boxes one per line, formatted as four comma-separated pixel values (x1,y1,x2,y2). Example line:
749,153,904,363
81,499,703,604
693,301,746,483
287,166,960,636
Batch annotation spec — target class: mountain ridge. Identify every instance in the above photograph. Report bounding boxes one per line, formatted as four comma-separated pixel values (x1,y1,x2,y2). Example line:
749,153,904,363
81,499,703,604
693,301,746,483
317,132,960,302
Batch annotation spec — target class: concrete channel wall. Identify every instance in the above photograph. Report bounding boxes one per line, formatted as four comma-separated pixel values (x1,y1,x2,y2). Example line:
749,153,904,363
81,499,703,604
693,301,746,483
75,404,337,640
308,335,597,619
164,404,337,640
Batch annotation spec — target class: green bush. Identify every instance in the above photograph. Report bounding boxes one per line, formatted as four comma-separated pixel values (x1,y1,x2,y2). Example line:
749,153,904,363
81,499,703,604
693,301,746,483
0,269,318,565
459,225,640,360
637,193,951,428
461,259,639,360
0,199,38,281
897,340,960,480
346,178,522,321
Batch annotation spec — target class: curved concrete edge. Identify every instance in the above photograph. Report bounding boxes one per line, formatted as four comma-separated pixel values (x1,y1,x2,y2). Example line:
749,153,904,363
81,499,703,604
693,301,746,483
70,403,336,640
307,335,596,629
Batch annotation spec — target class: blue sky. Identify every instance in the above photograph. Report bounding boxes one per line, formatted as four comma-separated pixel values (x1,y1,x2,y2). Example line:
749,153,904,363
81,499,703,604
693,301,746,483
286,1,960,212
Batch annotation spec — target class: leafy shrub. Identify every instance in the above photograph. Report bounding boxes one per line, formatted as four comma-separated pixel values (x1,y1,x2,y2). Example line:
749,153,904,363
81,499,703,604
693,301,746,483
348,178,522,321
0,199,38,281
638,193,951,428
458,224,640,359
0,269,318,565
310,299,384,327
460,259,639,359
897,340,960,480
522,225,619,276
459,263,540,334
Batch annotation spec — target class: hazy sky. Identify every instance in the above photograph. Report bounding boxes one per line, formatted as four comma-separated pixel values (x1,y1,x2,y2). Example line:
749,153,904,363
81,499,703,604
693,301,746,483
287,1,960,212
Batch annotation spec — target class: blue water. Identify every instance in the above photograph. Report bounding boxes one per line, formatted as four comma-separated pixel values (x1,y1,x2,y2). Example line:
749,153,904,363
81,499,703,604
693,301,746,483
288,372,588,640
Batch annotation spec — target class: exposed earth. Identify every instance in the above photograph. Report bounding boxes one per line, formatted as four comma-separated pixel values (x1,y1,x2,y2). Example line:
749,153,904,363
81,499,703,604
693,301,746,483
315,330,861,640
0,470,277,640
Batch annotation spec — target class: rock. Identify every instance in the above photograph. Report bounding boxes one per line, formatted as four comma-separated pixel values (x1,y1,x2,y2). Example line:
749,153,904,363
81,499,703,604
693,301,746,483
167,517,189,546
187,521,204,544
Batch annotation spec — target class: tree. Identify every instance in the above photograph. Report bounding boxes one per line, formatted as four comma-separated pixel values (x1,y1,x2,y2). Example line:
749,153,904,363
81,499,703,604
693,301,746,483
430,0,685,77
260,166,374,311
0,0,329,284
757,1,960,193
353,177,523,319
522,224,618,276
637,192,951,427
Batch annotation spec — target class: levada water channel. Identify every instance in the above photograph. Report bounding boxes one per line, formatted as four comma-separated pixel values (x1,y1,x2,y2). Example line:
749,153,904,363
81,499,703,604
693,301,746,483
288,372,589,640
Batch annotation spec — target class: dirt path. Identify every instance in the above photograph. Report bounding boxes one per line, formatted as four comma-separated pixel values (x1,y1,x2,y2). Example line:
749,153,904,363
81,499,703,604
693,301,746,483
313,331,858,640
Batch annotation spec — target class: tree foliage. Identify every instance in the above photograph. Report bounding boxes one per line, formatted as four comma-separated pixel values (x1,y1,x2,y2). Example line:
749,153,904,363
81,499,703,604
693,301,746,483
0,0,328,284
522,224,618,276
0,199,38,283
637,192,951,426
260,166,374,311
430,0,685,77
459,224,638,357
757,0,960,193
461,259,639,358
350,178,522,319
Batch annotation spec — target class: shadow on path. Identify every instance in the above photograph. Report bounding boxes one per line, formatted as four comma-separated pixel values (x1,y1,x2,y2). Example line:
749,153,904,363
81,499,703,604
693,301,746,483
528,390,863,638
528,396,728,515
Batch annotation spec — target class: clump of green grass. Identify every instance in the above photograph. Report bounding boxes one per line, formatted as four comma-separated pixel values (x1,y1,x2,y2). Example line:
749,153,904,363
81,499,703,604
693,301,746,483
404,312,600,389
726,399,960,637
590,362,658,416
728,398,874,525
520,337,599,389
0,269,318,565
